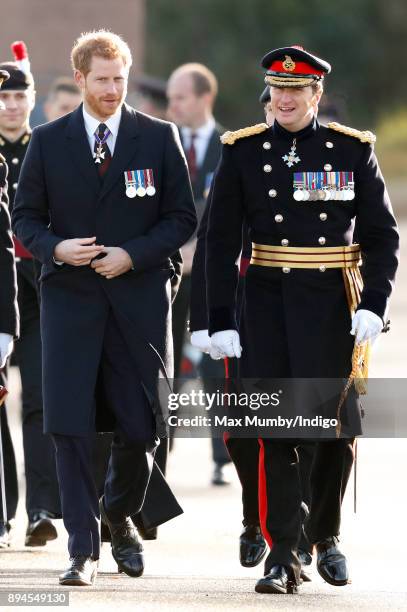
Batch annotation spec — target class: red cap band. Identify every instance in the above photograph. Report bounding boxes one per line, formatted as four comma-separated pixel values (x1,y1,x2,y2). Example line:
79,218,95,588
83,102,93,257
268,60,324,76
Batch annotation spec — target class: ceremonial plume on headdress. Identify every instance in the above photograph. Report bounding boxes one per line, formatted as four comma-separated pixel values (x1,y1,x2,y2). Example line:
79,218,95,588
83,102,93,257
11,41,31,75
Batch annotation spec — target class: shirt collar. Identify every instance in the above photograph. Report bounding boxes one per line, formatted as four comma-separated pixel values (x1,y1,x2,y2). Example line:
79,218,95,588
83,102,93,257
181,116,216,142
82,104,122,139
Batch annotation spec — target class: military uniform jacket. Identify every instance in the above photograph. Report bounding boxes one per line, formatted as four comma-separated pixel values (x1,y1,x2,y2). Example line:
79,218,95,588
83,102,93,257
0,155,19,337
206,118,399,383
12,103,197,436
0,130,31,210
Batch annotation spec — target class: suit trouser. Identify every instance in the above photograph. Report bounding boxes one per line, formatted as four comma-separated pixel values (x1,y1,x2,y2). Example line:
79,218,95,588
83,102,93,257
200,354,232,467
172,273,191,380
51,312,156,559
259,437,355,583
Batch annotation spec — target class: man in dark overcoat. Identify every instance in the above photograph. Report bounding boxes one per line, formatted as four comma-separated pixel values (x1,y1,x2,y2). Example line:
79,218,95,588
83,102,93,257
12,31,196,586
206,46,399,594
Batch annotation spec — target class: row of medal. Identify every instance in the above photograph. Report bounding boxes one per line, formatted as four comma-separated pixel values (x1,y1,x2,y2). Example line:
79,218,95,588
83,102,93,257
124,169,156,198
293,171,355,202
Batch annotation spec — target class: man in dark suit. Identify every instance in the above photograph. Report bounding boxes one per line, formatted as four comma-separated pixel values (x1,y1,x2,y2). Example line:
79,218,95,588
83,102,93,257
0,69,19,547
12,31,196,586
167,63,231,484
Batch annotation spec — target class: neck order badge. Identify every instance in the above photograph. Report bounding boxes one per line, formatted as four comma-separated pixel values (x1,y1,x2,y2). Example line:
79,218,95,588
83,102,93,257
124,169,156,198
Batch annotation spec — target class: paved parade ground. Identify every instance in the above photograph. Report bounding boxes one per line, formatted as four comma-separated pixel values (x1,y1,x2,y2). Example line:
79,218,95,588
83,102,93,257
1,220,406,611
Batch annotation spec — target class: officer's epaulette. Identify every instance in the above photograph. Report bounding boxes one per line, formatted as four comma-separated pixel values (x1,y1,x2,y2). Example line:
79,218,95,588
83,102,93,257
327,121,376,145
221,122,268,145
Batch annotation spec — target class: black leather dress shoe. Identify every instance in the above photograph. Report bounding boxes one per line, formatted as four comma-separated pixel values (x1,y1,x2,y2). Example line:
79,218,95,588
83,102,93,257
211,464,230,486
132,514,158,540
316,536,349,586
255,565,298,594
100,497,144,577
298,549,313,582
239,524,267,568
0,522,11,549
59,556,98,586
25,511,58,547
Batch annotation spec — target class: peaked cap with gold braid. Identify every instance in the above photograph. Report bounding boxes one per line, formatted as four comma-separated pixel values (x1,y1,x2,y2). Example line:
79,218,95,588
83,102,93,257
261,45,331,88
221,123,268,145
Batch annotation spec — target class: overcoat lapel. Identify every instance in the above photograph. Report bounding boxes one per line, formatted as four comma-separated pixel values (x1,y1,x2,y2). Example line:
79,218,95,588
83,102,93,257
65,104,101,194
99,104,140,201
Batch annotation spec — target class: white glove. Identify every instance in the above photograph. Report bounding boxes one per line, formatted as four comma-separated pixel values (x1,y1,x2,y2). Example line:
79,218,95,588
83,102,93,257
0,333,14,369
210,330,242,359
190,330,211,354
351,309,383,345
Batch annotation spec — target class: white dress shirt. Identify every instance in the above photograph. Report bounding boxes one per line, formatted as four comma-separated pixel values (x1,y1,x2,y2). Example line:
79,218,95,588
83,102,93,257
82,104,122,156
181,116,216,168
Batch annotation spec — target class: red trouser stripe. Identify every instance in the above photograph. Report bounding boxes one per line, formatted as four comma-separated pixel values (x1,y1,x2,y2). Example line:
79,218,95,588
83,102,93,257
258,438,273,549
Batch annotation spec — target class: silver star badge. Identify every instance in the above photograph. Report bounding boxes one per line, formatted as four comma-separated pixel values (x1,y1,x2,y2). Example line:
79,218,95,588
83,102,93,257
94,147,106,164
282,139,301,168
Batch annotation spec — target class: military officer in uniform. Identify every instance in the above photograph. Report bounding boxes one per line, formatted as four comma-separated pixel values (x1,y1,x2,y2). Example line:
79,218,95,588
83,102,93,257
0,69,19,547
12,30,196,586
0,60,61,547
206,46,399,594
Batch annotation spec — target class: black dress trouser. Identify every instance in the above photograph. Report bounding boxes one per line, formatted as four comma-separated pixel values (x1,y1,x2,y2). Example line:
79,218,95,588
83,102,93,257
52,312,157,560
259,438,355,583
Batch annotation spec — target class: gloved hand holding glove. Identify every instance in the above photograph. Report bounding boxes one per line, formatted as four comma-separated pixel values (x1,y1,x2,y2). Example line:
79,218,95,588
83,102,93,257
351,309,383,345
210,330,242,359
0,333,14,369
190,330,211,354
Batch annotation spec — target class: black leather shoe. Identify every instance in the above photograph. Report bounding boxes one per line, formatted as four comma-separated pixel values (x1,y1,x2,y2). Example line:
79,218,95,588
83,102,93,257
211,464,230,486
0,522,11,549
255,565,298,594
25,511,58,547
316,536,349,586
59,556,98,586
132,514,158,540
298,549,313,582
101,520,111,543
100,497,144,577
239,524,267,568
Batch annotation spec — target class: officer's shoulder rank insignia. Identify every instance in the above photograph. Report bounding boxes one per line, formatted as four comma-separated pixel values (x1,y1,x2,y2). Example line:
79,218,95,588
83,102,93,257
221,123,268,145
327,121,376,145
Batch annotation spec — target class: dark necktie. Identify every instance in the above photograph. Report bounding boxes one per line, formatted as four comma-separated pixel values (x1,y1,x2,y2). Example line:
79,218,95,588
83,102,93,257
94,123,112,177
186,132,197,182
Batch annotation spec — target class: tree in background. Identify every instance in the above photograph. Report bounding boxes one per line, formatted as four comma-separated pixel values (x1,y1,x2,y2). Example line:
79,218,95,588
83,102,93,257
145,0,407,130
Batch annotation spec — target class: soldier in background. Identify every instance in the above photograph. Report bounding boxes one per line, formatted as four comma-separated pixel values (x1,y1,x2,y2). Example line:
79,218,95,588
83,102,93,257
0,59,60,548
0,68,19,548
131,74,168,120
43,76,81,122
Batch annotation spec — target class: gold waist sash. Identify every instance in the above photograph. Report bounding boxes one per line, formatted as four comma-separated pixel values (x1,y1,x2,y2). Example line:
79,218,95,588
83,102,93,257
250,243,361,269
250,242,369,436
